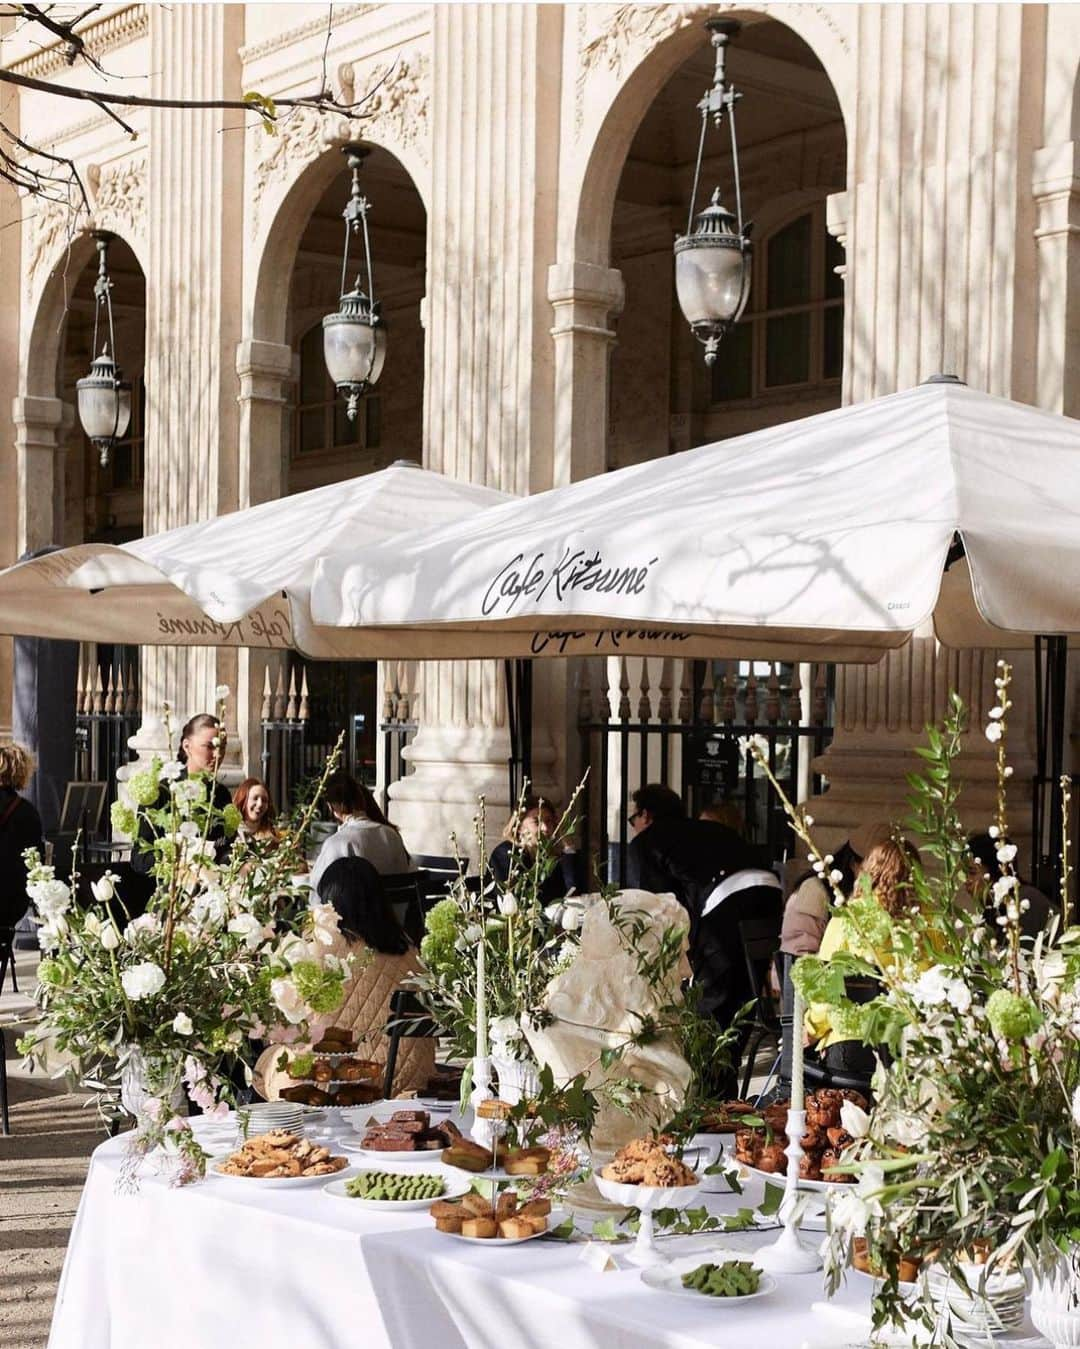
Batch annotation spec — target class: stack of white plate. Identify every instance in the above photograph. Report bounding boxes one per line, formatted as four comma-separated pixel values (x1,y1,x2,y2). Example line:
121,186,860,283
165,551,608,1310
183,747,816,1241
926,1264,1026,1335
239,1102,306,1139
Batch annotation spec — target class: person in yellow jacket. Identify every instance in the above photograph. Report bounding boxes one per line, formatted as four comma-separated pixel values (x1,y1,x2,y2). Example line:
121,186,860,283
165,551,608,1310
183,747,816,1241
805,838,919,1065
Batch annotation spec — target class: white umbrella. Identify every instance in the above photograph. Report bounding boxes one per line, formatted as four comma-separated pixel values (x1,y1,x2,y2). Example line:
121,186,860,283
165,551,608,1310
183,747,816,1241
0,462,513,656
309,382,1080,659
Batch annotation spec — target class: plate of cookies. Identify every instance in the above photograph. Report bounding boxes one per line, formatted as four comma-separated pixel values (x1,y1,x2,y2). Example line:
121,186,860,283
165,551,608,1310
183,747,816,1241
431,1191,561,1244
211,1131,350,1185
594,1135,704,1209
323,1166,472,1210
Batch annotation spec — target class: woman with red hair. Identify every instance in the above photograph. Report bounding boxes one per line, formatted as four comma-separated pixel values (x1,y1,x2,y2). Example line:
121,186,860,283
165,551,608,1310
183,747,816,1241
233,777,279,849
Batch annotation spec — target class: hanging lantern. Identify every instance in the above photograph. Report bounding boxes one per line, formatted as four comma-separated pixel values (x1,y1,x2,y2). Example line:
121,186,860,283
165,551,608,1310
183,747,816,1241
674,20,753,366
76,232,132,466
323,145,386,420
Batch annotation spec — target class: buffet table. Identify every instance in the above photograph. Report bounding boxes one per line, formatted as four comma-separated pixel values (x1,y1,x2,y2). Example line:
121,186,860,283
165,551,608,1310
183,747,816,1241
49,1119,1051,1349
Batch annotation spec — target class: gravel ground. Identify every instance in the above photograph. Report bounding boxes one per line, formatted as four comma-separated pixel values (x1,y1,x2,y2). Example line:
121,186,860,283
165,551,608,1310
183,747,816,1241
1,950,103,1349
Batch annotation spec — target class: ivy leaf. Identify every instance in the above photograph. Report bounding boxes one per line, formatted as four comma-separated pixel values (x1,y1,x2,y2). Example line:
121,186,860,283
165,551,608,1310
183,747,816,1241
591,1217,620,1242
758,1181,785,1216
548,1217,576,1240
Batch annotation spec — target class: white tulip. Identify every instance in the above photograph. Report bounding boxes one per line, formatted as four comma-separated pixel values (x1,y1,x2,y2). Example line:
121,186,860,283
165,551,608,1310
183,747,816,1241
100,922,121,952
90,875,115,904
497,892,518,917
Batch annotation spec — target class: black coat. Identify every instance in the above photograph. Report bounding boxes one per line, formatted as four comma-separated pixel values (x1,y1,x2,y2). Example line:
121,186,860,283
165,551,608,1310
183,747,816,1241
0,788,44,928
488,840,584,904
129,772,233,876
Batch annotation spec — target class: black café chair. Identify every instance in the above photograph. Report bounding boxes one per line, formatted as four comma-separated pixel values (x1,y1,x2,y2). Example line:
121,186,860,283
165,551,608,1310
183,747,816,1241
413,854,469,899
381,874,426,946
0,926,18,995
382,989,440,1099
737,917,783,1099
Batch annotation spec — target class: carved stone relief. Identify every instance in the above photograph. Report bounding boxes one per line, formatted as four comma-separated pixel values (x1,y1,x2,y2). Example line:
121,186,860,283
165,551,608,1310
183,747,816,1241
90,157,148,244
249,50,431,240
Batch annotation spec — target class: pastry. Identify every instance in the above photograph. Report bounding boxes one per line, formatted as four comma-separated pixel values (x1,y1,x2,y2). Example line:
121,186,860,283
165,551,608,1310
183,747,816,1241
442,1140,493,1172
518,1197,551,1219
435,1215,464,1233
461,1193,495,1218
476,1098,512,1121
279,1085,333,1106
499,1218,537,1239
461,1217,498,1239
503,1147,550,1176
430,1200,465,1219
496,1191,518,1221
311,1059,334,1084
334,1083,380,1106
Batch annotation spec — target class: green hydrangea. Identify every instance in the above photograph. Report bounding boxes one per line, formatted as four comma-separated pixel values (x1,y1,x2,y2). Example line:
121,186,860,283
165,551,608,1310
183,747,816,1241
126,766,161,808
110,800,137,837
291,960,345,1015
421,899,462,977
986,988,1043,1042
830,1001,875,1043
221,804,242,837
844,893,895,953
37,958,64,987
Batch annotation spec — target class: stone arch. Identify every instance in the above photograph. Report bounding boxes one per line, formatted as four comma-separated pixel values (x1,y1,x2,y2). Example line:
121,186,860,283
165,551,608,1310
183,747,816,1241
249,134,430,348
568,5,853,269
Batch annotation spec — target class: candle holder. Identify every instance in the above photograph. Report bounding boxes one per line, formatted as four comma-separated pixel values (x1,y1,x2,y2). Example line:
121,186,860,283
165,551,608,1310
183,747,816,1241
469,1055,498,1150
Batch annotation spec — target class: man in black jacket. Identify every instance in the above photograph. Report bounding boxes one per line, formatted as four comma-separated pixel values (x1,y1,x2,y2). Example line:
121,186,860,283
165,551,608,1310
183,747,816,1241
628,783,781,1034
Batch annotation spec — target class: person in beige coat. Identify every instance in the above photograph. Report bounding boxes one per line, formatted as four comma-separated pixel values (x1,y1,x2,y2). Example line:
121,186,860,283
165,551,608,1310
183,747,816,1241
255,856,434,1100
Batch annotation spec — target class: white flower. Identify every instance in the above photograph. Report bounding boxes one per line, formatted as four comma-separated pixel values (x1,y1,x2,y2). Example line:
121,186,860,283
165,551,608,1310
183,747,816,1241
177,821,200,842
946,978,972,1014
803,814,814,827
996,842,1018,865
910,966,950,1007
100,922,121,952
310,903,343,948
159,760,184,782
276,934,312,967
829,869,844,884
172,778,204,805
1004,766,1014,778
829,1169,884,1238
124,913,161,942
490,1015,521,1045
988,825,1000,839
462,924,483,943
215,684,230,701
82,911,102,940
270,976,306,1024
29,877,72,920
90,875,115,904
192,888,228,926
228,913,264,951
560,905,583,932
121,961,166,1000
543,902,563,923
988,706,1005,720
1072,1086,1080,1129
496,892,518,917
992,875,1019,903
840,1099,871,1139
172,1012,193,1036
884,1111,929,1148
985,722,1003,743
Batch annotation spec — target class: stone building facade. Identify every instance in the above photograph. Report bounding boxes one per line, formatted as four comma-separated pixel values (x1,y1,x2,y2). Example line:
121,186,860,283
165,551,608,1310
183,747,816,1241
1,3,1077,857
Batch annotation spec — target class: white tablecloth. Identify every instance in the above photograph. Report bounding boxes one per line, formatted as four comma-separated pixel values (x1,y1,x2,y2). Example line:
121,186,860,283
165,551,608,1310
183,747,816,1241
49,1119,1051,1349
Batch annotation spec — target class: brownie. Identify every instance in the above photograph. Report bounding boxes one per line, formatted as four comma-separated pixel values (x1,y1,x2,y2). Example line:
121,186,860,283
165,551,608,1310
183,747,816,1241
362,1133,418,1152
389,1111,430,1125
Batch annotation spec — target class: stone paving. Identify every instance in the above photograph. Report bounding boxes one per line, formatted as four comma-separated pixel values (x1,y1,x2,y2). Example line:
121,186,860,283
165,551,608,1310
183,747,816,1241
0,948,101,1349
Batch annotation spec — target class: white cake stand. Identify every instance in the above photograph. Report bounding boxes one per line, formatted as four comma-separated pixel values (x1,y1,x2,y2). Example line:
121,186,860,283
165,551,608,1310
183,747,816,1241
593,1173,704,1267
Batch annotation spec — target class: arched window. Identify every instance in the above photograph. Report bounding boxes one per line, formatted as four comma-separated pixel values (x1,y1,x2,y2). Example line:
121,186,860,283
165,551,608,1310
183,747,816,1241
293,323,381,457
711,202,843,403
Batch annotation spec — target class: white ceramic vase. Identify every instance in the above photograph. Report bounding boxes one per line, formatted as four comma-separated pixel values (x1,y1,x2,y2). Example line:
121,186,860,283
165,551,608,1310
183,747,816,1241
492,1049,540,1106
1032,1252,1080,1348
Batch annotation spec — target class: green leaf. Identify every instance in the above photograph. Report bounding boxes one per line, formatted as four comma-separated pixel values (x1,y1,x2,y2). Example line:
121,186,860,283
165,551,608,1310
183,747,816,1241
758,1181,784,1216
591,1217,620,1242
548,1217,576,1240
243,90,278,133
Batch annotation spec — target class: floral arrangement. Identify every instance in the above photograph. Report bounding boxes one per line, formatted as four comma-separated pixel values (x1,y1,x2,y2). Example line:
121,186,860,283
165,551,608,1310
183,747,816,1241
18,696,350,1184
413,785,587,1064
754,664,1080,1345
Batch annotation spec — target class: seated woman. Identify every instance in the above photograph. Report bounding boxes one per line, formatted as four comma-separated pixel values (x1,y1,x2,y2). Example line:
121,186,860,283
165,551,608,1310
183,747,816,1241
254,856,435,1100
488,795,582,902
780,821,893,957
232,777,279,850
309,772,412,892
804,837,918,1078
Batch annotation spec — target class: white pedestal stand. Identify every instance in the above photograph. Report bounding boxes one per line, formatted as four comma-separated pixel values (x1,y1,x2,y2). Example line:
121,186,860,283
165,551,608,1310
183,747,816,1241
753,1107,823,1274
755,982,822,1276
468,1055,498,1150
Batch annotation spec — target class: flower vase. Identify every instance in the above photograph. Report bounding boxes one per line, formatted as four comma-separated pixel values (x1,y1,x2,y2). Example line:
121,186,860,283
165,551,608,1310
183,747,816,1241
120,1045,185,1123
492,1051,540,1107
1032,1252,1080,1348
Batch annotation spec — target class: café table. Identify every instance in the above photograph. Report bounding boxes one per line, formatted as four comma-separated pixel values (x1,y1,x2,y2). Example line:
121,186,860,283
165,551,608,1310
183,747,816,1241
48,1115,1051,1349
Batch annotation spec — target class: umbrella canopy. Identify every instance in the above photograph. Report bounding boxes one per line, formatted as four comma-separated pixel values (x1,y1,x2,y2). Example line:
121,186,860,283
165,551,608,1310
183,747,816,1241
309,382,1080,660
0,463,513,656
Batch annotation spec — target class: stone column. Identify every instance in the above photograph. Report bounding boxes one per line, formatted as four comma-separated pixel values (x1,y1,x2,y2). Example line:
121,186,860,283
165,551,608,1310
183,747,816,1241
814,3,1042,854
234,338,295,775
1033,140,1080,417
130,3,245,769
390,4,562,859
548,261,624,485
12,394,69,556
